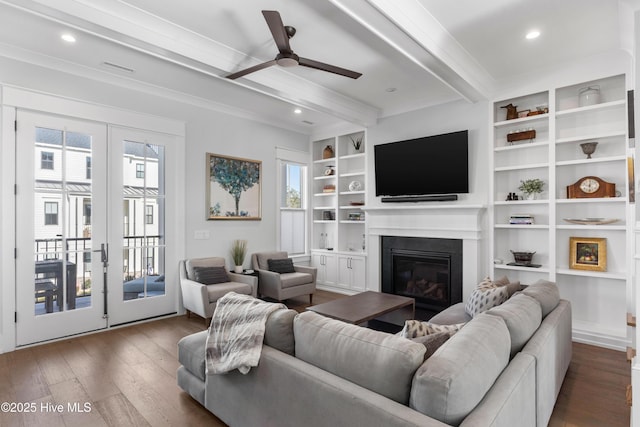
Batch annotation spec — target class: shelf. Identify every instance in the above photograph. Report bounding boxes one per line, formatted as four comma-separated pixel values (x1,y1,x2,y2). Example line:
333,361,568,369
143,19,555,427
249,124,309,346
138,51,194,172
555,155,626,167
313,206,335,210
339,220,366,224
556,197,626,204
494,264,550,273
314,175,336,181
555,130,626,145
494,224,549,229
340,190,365,195
314,192,336,197
556,99,626,116
339,153,365,160
494,113,549,128
556,224,626,231
340,171,365,177
313,220,336,224
494,162,548,172
494,200,549,206
340,205,365,209
313,158,336,164
494,140,549,152
556,268,626,281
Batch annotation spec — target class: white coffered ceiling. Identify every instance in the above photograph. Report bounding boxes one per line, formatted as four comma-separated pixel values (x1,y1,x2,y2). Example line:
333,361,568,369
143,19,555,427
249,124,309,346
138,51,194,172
0,0,634,134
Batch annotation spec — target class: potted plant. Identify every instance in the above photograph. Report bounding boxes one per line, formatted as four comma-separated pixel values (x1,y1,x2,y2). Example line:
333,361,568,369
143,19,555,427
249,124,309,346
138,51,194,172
350,135,363,153
230,239,247,273
518,178,544,200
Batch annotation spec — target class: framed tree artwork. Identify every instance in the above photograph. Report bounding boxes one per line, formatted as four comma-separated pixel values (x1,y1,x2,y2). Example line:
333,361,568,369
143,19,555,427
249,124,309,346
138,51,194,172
206,153,261,220
569,237,606,272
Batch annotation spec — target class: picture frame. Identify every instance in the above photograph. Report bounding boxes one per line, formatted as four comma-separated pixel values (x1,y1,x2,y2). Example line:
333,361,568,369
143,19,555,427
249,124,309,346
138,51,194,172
569,237,606,272
206,153,261,220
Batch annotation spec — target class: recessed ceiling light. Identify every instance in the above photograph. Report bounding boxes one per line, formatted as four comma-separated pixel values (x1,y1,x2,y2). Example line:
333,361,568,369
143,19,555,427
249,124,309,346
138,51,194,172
525,30,540,40
386,87,397,93
61,33,76,43
294,108,302,114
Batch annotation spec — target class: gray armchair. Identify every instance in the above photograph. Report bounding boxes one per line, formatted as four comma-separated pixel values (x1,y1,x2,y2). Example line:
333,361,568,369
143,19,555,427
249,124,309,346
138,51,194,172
179,257,257,325
251,251,316,304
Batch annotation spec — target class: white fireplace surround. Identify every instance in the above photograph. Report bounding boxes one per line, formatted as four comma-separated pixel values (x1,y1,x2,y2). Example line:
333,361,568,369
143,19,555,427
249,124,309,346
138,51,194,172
363,204,486,302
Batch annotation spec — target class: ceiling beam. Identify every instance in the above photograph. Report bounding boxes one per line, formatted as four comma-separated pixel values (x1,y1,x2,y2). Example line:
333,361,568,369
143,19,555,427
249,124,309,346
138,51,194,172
1,0,381,126
328,0,495,103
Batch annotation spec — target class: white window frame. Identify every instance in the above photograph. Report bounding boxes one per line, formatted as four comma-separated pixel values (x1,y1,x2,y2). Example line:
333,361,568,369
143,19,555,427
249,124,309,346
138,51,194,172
276,147,309,257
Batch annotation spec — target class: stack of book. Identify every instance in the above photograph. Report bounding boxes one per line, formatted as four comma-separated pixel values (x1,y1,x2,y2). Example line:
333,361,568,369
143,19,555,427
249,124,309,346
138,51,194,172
509,214,534,225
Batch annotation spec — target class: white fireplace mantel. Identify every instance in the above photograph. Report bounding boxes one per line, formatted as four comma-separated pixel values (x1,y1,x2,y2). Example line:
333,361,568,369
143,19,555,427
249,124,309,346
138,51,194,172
364,204,487,301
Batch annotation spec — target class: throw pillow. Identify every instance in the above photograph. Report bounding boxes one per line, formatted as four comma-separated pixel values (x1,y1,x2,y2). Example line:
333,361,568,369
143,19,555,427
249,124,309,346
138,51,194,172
267,258,296,274
399,320,466,339
411,332,450,359
464,285,510,317
193,266,229,285
478,275,522,297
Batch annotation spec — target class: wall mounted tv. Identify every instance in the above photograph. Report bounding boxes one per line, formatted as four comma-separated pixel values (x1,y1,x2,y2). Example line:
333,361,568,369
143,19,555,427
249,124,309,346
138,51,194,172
374,130,469,200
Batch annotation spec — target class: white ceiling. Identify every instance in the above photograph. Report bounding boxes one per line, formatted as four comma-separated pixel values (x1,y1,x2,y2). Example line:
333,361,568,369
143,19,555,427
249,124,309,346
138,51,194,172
0,0,634,134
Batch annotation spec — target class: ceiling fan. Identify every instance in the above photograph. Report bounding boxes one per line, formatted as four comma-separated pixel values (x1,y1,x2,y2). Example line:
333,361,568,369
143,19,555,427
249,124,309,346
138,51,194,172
226,10,362,80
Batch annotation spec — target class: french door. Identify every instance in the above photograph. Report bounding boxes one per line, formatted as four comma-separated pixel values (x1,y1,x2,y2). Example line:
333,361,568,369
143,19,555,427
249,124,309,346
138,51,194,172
15,112,177,345
16,111,108,345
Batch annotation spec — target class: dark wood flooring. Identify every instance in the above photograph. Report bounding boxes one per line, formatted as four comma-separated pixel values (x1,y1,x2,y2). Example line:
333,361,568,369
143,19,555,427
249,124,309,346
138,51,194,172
0,290,630,426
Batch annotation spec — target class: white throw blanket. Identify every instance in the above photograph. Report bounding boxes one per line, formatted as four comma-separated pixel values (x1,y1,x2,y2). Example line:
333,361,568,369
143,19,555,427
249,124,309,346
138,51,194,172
205,292,286,375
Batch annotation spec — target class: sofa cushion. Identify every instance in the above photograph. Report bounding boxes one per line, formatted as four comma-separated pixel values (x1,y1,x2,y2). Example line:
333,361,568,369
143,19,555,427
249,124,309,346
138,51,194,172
520,279,560,317
410,332,450,359
193,266,229,285
177,330,208,381
207,282,253,302
264,308,297,355
485,293,542,358
279,272,313,289
428,302,471,325
267,258,296,273
294,311,426,405
410,313,511,425
465,285,509,317
399,320,465,339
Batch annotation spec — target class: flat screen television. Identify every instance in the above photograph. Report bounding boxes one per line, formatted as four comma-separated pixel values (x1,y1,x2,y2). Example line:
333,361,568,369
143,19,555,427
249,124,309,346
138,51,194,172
374,130,469,198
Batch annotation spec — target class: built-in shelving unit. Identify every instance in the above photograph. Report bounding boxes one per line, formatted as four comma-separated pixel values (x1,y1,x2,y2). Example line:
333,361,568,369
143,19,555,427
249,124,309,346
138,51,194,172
311,131,367,293
490,74,631,348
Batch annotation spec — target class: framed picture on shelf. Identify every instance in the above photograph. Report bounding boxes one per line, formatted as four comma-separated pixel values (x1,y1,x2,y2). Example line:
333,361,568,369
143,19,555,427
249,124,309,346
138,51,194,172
206,153,261,220
569,237,606,272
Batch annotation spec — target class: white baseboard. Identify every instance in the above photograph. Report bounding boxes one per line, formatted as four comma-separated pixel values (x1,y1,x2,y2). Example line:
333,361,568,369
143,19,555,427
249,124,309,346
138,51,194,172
572,327,630,351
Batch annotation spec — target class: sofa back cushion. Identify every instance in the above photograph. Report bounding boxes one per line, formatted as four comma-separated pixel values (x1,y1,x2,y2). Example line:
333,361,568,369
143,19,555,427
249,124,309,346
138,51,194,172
264,308,297,355
410,313,510,426
294,311,426,405
485,293,542,358
520,279,560,317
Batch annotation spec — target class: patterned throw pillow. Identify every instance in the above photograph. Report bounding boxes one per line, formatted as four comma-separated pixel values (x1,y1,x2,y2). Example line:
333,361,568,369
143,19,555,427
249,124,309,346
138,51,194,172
193,266,229,285
399,320,466,339
411,332,451,359
479,275,522,297
465,285,510,317
267,258,296,274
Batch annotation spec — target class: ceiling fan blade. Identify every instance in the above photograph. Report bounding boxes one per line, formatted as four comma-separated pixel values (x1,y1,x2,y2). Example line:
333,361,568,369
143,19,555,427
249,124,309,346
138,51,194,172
226,60,277,80
262,10,291,54
298,57,362,79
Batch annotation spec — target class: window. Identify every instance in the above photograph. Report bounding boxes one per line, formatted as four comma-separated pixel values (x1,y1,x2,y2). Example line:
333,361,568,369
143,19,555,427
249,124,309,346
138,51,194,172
86,156,91,179
44,202,58,225
83,199,91,225
277,148,308,255
41,152,54,170
136,163,145,179
145,205,154,224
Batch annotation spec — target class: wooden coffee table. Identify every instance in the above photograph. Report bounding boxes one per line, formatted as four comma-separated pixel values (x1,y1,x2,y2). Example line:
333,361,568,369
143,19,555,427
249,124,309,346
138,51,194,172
306,291,415,326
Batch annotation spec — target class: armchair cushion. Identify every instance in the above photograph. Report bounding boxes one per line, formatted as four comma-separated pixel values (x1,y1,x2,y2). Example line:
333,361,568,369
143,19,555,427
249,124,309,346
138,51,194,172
193,266,229,285
280,272,314,289
255,251,288,270
267,258,296,273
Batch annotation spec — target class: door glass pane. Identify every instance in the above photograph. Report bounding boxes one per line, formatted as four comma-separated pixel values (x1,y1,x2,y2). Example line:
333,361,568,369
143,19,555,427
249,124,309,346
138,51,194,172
122,141,165,300
34,128,92,315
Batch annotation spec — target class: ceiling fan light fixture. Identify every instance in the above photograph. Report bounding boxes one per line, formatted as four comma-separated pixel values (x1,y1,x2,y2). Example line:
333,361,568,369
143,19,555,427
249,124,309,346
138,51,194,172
276,53,299,67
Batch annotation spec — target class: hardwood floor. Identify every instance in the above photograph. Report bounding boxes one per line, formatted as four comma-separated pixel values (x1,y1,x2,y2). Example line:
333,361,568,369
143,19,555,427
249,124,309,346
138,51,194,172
0,290,630,426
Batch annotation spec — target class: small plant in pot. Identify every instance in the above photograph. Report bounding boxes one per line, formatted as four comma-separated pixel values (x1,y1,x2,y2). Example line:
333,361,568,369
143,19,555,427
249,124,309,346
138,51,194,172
230,239,247,273
518,178,544,200
350,135,363,153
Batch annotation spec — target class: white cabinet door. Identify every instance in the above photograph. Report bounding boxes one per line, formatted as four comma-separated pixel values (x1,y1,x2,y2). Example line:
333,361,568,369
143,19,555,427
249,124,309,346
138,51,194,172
337,255,366,291
312,252,337,287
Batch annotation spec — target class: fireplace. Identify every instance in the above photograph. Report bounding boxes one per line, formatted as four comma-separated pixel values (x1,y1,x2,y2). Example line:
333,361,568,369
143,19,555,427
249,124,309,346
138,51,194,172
381,236,462,313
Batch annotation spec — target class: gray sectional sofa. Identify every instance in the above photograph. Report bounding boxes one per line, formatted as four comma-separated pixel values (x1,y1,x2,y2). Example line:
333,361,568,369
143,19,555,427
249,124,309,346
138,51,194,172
177,279,571,427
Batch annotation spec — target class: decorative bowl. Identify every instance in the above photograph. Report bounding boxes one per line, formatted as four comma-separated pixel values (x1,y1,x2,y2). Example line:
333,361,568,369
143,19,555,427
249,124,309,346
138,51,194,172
510,250,536,265
580,142,598,159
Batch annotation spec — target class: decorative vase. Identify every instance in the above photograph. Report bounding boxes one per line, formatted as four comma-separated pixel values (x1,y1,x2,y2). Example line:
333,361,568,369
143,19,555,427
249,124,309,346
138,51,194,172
234,265,243,273
322,145,334,159
525,193,537,200
578,85,600,107
580,142,598,159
